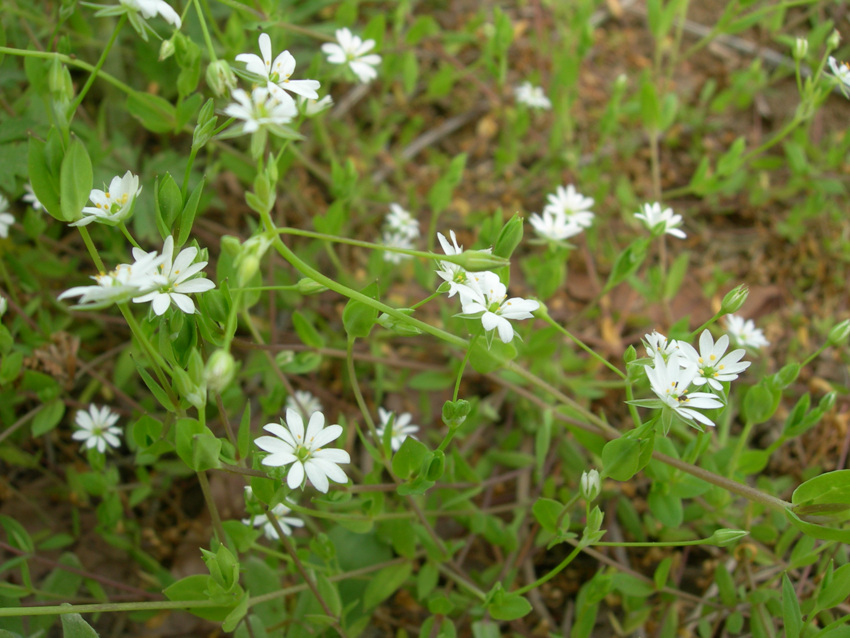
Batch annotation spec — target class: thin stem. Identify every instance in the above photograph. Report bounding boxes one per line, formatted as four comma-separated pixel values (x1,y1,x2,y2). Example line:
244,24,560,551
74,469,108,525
540,313,626,379
453,336,476,402
118,222,141,249
77,226,105,273
515,545,582,595
0,47,134,95
197,470,227,545
191,0,218,61
0,599,227,617
410,290,442,310
67,15,127,118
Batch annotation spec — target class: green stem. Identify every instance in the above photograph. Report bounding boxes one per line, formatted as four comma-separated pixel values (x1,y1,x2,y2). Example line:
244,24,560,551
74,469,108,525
540,314,626,379
728,421,755,475
191,0,218,61
0,47,133,95
687,311,722,341
118,223,141,249
453,336,476,402
197,470,226,545
67,15,127,118
515,545,582,595
346,337,379,438
77,226,105,273
410,290,442,310
0,599,228,617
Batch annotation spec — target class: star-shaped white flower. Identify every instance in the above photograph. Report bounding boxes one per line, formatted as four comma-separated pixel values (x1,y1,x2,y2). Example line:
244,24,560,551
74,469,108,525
59,250,165,308
725,315,770,350
71,171,142,227
321,28,381,84
642,330,684,362
132,236,215,315
255,409,350,493
644,352,724,427
514,82,552,110
457,271,540,343
543,185,595,229
828,57,850,98
72,405,122,453
242,502,304,540
297,94,333,116
635,202,685,239
0,195,14,239
236,33,320,104
435,230,476,297
285,390,323,421
376,408,419,452
677,330,750,392
382,230,415,263
528,209,585,242
223,88,298,134
385,203,419,239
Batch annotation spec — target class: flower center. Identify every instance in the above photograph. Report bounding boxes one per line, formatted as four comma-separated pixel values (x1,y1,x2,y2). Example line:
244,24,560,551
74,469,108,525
295,444,312,463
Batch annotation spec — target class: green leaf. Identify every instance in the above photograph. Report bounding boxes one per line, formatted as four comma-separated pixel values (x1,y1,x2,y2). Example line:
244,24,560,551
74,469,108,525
468,337,517,374
487,589,532,621
59,137,92,223
60,609,99,638
342,283,379,339
782,574,802,638
237,404,251,459
742,381,779,425
663,251,689,300
155,173,182,237
27,131,62,219
428,153,466,215
639,74,660,131
292,311,325,348
818,563,850,610
135,364,177,411
221,592,248,632
602,436,645,481
532,498,566,534
362,562,412,610
192,432,222,471
391,436,430,479
31,399,65,437
126,90,177,133
163,575,234,622
605,238,649,291
175,176,205,247
0,514,35,552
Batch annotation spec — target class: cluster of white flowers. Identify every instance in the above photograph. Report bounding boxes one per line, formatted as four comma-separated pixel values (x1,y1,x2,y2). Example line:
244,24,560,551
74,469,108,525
436,231,539,344
376,407,419,451
72,171,142,227
725,314,770,350
285,389,323,420
381,203,420,263
72,405,122,453
640,329,752,427
529,184,594,243
59,235,215,315
322,28,381,84
514,82,551,110
255,409,350,493
635,202,685,239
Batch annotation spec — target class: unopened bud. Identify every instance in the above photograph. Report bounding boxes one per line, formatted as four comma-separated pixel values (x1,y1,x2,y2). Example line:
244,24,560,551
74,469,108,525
173,367,206,410
48,59,73,101
205,60,236,97
828,30,842,52
295,278,328,295
793,37,808,61
159,38,176,61
493,214,524,259
442,399,471,429
221,235,241,258
720,284,748,315
377,310,422,336
709,528,749,546
447,249,509,272
0,297,7,319
828,319,850,346
204,350,236,393
580,469,601,501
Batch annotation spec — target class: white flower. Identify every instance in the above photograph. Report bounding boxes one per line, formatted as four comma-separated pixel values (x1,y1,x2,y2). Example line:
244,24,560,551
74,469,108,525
385,203,420,239
285,390,323,420
514,82,552,110
242,502,304,540
23,183,44,211
644,352,724,427
0,195,14,239
725,315,770,350
72,405,122,453
543,185,595,229
642,330,683,362
382,230,415,263
435,230,475,297
528,209,585,242
255,409,350,493
635,202,685,239
223,88,298,134
457,271,540,344
132,236,215,315
321,28,381,83
376,408,419,452
71,171,142,227
297,94,333,116
236,34,320,104
59,250,165,308
119,0,181,28
828,57,850,97
677,330,751,392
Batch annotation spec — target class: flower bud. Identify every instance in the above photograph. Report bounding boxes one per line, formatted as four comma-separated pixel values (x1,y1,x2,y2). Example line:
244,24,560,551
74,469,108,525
377,310,423,336
205,60,236,97
720,284,748,315
205,350,236,394
296,278,328,295
447,250,510,272
0,296,7,319
828,30,842,51
793,37,808,61
221,235,242,258
48,59,74,102
709,528,749,546
828,319,850,346
493,214,524,259
159,38,176,61
580,469,601,501
442,399,471,429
